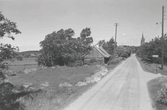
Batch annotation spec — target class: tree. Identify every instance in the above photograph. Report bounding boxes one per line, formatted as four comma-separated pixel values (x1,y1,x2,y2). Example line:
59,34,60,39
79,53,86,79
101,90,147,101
38,29,75,66
0,12,21,79
116,46,131,59
0,12,21,40
76,28,93,59
98,37,115,55
38,27,93,66
136,36,167,64
98,40,105,47
0,12,23,110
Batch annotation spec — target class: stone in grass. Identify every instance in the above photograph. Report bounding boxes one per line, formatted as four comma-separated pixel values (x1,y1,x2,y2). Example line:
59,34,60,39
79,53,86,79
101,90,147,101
41,82,49,87
41,66,47,70
158,73,163,77
75,81,87,86
40,82,49,89
51,66,56,69
159,76,167,83
4,79,9,83
162,83,167,88
85,77,94,84
22,83,37,91
100,71,108,76
23,83,33,88
92,72,102,78
24,68,37,74
59,82,72,87
31,68,38,71
93,76,101,82
23,69,30,74
103,68,108,72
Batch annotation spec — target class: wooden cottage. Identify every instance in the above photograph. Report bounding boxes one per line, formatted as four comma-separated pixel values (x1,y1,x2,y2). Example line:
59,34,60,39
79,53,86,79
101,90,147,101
84,45,111,64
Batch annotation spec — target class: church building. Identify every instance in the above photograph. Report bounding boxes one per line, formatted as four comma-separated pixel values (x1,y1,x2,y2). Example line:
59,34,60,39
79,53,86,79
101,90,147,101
141,33,145,46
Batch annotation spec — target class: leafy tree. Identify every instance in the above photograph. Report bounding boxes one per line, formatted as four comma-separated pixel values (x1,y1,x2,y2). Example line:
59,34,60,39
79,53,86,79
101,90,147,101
0,12,23,110
38,29,74,66
0,12,21,40
104,37,115,55
76,28,93,59
98,37,115,55
38,27,93,66
98,40,105,47
0,44,19,62
0,12,21,79
116,46,131,59
136,35,167,64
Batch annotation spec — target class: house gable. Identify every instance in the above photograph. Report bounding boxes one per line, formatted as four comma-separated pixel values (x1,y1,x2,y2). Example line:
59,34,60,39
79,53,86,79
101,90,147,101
85,45,111,59
85,47,104,58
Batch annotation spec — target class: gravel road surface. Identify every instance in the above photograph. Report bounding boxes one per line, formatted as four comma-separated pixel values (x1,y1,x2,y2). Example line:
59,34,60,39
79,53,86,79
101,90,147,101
63,54,158,110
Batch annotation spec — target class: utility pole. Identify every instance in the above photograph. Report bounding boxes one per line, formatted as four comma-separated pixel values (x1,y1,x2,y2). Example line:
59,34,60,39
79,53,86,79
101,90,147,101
114,23,118,58
161,6,165,70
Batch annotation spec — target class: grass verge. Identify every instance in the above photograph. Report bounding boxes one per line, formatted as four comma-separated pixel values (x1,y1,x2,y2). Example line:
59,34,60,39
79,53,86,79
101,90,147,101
137,56,167,110
136,57,167,76
147,77,167,110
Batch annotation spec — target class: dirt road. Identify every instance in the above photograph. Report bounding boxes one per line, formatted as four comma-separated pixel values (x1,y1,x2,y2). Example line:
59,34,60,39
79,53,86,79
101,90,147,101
63,54,158,110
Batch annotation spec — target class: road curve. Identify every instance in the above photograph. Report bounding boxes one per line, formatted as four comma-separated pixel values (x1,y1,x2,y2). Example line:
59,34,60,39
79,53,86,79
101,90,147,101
63,54,157,110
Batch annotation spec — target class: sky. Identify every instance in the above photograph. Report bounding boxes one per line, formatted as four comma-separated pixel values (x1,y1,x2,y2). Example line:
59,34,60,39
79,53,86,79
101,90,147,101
0,0,167,51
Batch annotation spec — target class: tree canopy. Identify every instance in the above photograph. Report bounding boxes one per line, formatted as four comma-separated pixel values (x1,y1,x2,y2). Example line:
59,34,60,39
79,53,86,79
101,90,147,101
0,12,21,79
0,12,21,40
38,28,93,66
98,37,115,55
116,46,131,58
98,38,132,59
136,35,167,64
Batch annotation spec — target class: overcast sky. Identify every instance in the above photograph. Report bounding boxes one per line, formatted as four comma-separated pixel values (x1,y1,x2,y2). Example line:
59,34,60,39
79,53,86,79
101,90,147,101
0,0,167,51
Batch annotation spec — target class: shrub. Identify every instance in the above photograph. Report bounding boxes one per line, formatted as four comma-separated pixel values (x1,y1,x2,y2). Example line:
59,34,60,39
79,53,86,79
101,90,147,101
84,59,90,65
0,82,23,110
0,62,8,70
107,57,122,65
16,55,23,61
0,62,9,80
0,82,43,110
84,58,98,65
68,60,83,67
156,86,167,105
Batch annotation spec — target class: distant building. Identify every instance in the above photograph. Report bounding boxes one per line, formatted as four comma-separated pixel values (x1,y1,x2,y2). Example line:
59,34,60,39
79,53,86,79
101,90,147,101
141,33,145,46
84,45,111,64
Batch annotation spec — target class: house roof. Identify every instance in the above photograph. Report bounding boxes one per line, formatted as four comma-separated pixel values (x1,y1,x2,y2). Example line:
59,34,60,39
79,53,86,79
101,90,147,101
84,44,111,58
99,46,111,57
94,45,111,58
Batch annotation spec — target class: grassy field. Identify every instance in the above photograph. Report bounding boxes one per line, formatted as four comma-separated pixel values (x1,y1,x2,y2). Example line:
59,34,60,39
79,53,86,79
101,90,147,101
5,57,123,110
137,57,167,110
8,65,97,89
7,60,97,110
9,65,97,110
6,58,38,73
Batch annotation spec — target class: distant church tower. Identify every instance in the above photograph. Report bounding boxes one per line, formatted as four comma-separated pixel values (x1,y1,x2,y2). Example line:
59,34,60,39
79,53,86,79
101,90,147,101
141,33,145,46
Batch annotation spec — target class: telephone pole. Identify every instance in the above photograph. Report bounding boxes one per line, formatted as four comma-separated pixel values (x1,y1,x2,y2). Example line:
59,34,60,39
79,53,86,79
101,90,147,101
161,6,165,70
114,23,118,58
